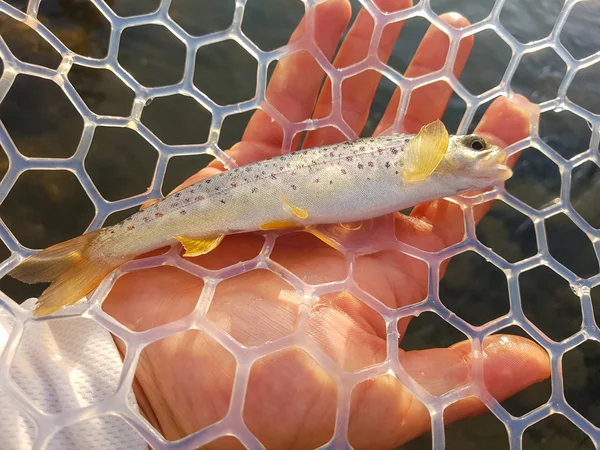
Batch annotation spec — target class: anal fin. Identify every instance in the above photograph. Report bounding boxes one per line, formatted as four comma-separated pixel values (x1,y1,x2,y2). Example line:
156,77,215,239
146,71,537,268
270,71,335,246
175,235,224,257
259,220,298,230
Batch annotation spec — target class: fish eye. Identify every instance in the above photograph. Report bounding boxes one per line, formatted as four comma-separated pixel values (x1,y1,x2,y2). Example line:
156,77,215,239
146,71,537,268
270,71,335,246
468,137,486,151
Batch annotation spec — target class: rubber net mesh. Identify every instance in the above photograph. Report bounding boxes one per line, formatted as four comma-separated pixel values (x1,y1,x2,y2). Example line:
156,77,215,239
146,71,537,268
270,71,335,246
0,0,598,448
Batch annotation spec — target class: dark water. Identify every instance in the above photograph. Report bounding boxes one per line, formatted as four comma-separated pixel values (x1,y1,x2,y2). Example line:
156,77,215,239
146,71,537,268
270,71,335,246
0,0,599,448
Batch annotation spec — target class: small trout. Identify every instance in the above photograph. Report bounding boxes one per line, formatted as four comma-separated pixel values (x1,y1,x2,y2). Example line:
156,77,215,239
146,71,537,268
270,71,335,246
9,121,511,317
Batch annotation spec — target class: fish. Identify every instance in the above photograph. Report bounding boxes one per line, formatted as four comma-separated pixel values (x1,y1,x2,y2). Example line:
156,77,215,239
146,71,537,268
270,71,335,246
8,120,511,317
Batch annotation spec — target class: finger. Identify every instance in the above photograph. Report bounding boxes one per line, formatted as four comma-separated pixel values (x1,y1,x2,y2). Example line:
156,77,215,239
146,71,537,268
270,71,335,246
242,0,352,149
398,95,537,252
303,0,413,149
347,334,550,449
374,12,474,135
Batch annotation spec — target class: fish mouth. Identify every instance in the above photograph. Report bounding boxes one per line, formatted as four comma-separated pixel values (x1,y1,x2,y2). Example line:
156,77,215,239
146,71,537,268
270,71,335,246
474,148,513,181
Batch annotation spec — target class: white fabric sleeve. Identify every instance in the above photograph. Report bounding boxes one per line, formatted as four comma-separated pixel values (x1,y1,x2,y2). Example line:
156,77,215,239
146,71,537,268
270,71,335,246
0,299,148,450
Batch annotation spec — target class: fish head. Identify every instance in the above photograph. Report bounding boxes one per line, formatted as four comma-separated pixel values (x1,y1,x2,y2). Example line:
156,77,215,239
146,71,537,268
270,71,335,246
436,134,512,189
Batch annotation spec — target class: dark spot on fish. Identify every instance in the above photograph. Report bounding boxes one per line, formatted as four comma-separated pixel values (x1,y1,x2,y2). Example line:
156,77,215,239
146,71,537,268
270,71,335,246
385,161,391,168
220,200,226,204
231,183,237,188
395,171,399,175
358,163,364,169
127,225,135,231
313,178,319,183
391,149,398,155
206,179,211,183
330,151,335,157
292,185,297,190
378,149,383,154
196,195,205,201
368,161,374,167
252,187,258,193
156,212,164,218
346,156,353,162
279,166,284,170
271,173,277,179
329,180,333,184
175,193,181,198
360,146,365,151
341,169,347,175
180,210,186,215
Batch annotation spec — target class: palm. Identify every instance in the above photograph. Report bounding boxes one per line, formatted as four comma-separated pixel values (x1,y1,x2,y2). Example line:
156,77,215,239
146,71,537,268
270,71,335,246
103,1,550,448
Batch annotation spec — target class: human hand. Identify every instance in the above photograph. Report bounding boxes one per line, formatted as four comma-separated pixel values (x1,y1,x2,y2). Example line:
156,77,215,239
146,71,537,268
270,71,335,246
103,0,549,448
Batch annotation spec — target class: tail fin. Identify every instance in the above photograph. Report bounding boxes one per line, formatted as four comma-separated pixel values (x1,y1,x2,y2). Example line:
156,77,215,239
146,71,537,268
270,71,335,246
8,230,119,317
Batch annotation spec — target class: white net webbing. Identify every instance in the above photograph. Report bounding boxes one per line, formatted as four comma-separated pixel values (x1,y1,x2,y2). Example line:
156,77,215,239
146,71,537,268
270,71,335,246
0,0,599,448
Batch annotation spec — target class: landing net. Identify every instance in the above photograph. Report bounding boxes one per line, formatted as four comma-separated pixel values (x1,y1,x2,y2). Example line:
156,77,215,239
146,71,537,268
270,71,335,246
0,0,598,449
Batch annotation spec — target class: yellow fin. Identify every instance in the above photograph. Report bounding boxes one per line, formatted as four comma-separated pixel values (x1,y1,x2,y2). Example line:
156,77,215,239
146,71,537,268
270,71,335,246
7,229,121,317
280,194,309,219
260,220,298,230
175,235,224,257
403,119,449,183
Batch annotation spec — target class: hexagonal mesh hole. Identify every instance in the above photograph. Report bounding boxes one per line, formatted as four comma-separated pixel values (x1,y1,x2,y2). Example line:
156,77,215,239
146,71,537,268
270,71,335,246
208,269,299,347
0,15,61,69
38,0,110,58
308,290,387,372
141,95,212,146
459,30,512,95
505,147,561,210
162,154,215,197
118,25,186,87
102,265,204,332
546,213,599,279
0,74,84,158
523,414,595,450
519,266,582,342
563,340,600,428
0,170,94,249
444,402,509,448
568,63,600,115
241,0,304,51
136,329,236,441
69,65,136,117
440,251,509,327
169,0,234,36
539,110,592,160
85,127,158,201
570,161,600,229
476,200,537,263
244,348,337,449
194,40,258,106
511,48,567,104
499,0,563,43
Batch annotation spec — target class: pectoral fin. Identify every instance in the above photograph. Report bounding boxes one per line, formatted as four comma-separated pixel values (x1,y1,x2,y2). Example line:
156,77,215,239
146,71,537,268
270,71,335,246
175,235,224,257
403,119,449,183
280,194,309,219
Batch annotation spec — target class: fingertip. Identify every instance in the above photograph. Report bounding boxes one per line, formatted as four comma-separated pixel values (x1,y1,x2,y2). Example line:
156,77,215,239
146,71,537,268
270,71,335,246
476,95,538,148
451,334,551,395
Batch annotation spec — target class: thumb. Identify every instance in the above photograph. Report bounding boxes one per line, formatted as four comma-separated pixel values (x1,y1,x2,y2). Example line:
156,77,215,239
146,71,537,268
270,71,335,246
348,334,550,449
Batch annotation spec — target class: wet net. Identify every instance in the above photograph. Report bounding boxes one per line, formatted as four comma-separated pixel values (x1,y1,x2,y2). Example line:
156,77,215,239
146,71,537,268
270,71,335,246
0,0,599,448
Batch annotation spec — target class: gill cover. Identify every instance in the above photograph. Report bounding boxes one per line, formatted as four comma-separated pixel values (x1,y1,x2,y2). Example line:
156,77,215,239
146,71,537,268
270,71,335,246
402,120,449,183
